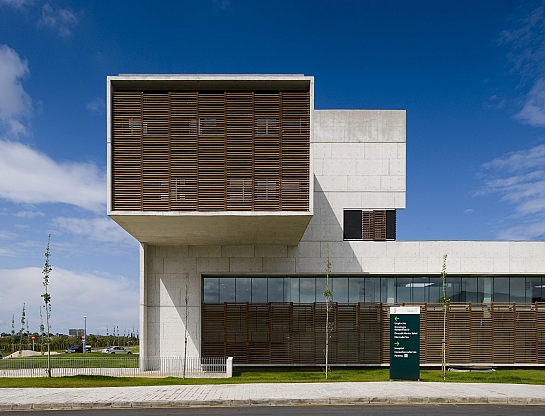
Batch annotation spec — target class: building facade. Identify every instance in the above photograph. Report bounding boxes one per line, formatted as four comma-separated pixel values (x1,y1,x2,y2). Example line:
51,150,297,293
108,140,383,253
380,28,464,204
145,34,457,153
108,75,545,366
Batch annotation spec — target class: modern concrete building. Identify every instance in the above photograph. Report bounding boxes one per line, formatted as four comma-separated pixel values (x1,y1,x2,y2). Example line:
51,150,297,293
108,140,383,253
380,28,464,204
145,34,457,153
108,74,545,366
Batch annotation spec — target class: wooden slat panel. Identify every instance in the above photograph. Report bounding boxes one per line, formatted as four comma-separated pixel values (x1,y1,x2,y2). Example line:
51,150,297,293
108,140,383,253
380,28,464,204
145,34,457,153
112,92,143,211
492,303,515,363
515,304,537,363
202,302,545,365
226,92,253,210
170,92,197,211
112,90,310,212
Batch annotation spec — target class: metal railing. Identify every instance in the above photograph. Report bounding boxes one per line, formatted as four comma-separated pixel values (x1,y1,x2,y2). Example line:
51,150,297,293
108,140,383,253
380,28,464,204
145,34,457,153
0,356,232,378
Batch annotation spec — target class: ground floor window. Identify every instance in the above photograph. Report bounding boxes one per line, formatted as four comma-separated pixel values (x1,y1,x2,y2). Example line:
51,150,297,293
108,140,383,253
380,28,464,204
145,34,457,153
203,275,545,304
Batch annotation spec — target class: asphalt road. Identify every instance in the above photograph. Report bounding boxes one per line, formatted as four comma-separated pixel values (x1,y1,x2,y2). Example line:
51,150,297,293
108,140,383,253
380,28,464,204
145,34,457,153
2,405,545,416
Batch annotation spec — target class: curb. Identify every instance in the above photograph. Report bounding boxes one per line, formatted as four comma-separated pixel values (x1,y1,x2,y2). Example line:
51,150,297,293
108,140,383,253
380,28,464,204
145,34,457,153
2,396,545,411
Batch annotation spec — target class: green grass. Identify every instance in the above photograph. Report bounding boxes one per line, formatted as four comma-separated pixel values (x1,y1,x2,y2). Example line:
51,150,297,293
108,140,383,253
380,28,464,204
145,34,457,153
0,353,138,369
0,369,544,388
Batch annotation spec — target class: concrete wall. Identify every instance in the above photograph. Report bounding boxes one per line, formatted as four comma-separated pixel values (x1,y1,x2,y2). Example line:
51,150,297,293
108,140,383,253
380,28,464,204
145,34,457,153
140,241,545,358
139,109,545,359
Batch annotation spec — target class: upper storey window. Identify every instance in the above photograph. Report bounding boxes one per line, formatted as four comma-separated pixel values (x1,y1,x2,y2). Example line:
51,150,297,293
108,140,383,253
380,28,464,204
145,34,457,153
111,90,310,212
343,210,396,241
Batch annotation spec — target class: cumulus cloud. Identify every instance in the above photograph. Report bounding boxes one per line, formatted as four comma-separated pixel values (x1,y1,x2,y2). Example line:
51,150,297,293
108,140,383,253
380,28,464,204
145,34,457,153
0,45,32,136
0,267,138,334
477,144,545,239
0,139,105,212
51,216,134,244
38,3,79,38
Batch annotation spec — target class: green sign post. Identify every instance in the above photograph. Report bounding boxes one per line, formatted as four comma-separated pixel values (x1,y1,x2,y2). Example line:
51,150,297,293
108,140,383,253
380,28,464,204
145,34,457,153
390,306,420,380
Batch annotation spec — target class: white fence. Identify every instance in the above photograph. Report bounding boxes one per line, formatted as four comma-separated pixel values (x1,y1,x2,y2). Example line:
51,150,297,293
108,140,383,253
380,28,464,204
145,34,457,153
0,356,233,378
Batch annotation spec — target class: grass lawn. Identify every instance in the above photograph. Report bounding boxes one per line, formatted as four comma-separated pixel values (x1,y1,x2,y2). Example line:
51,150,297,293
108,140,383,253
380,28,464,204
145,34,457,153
0,368,544,388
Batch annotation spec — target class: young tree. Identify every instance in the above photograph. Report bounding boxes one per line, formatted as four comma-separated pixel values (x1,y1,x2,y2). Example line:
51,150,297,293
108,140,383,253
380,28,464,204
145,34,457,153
41,234,52,377
11,314,15,354
323,247,333,379
441,254,449,380
183,272,189,378
18,303,25,355
39,306,45,355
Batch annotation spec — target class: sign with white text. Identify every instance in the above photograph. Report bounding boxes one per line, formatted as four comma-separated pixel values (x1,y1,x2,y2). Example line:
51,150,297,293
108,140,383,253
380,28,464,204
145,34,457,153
390,306,420,380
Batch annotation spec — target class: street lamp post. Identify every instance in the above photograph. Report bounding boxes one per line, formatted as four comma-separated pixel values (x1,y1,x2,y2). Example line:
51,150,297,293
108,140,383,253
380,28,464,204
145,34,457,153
83,316,87,354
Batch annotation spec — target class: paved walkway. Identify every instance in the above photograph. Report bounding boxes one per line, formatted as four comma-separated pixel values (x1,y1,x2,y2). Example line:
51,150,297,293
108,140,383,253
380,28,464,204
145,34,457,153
1,382,545,411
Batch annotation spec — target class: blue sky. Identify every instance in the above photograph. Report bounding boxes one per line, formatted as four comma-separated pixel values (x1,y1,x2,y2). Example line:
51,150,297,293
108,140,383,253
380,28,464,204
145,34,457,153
1,0,545,335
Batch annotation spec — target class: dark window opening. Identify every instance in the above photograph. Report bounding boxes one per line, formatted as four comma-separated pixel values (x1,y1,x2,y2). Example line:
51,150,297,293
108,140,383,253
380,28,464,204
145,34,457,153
344,209,396,241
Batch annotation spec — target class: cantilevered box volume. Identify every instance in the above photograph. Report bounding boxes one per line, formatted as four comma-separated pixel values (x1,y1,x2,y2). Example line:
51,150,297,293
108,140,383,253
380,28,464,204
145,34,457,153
107,75,313,245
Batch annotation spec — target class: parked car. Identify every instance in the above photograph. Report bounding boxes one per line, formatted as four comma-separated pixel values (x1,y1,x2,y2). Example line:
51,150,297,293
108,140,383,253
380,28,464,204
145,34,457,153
65,345,91,353
101,346,132,354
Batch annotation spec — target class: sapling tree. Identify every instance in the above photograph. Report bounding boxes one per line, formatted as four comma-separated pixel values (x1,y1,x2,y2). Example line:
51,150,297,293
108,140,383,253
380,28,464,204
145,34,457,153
41,234,52,377
39,306,45,355
19,303,25,355
11,314,15,354
323,246,333,379
440,254,449,380
183,272,189,379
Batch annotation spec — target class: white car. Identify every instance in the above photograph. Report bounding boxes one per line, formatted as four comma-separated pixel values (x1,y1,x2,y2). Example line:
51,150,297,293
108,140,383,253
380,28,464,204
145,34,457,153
101,346,132,354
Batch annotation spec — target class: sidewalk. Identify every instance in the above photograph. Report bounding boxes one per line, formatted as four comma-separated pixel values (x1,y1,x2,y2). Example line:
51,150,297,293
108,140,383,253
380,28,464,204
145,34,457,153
1,382,545,411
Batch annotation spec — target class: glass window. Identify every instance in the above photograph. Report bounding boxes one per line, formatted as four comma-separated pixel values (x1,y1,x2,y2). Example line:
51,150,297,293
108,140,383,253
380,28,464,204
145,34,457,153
299,277,316,303
316,277,327,302
348,277,364,303
332,277,349,303
510,277,525,303
252,278,267,303
527,277,544,302
462,278,479,302
268,278,284,302
236,277,251,302
203,277,219,303
283,277,292,302
381,278,394,303
410,277,430,303
219,278,235,302
290,277,300,303
365,278,382,303
493,277,509,302
428,277,442,303
448,277,462,302
481,276,493,302
396,277,412,303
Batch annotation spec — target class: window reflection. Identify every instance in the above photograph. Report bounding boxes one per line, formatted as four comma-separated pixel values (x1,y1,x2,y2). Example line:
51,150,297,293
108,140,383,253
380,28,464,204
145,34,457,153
203,276,545,304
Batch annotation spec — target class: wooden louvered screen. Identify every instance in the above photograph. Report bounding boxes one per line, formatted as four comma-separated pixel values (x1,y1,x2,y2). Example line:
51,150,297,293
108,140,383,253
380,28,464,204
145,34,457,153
362,210,387,241
202,302,545,365
111,91,310,212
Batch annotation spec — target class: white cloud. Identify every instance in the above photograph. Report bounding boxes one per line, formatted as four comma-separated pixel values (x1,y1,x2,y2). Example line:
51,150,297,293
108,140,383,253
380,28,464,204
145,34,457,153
515,78,545,126
0,139,105,212
499,4,545,126
15,210,44,218
0,230,17,239
0,0,34,8
0,267,138,335
38,3,79,38
52,216,134,244
86,98,105,114
0,45,32,136
477,144,545,239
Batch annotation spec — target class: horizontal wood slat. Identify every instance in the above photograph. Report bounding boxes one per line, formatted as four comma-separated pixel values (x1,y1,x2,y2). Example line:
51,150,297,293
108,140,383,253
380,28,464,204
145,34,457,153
203,302,545,365
112,91,310,212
